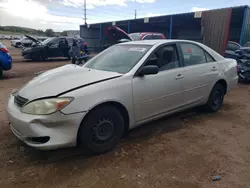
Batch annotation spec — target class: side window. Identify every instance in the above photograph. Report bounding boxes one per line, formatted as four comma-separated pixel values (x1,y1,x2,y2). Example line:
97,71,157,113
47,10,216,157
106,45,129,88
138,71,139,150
145,44,179,71
205,51,215,62
67,38,73,46
152,35,163,39
179,43,206,66
143,35,153,40
226,42,240,51
50,38,59,45
59,38,68,46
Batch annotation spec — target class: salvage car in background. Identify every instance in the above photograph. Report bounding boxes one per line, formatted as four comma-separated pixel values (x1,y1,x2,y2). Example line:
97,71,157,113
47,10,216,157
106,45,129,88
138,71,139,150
11,36,33,48
22,36,81,61
0,42,12,78
129,32,166,40
103,26,166,49
8,40,238,153
224,41,250,60
237,59,250,82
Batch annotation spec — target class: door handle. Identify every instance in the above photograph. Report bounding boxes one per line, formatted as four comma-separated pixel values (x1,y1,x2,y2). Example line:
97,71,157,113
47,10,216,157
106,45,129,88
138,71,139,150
211,67,218,71
175,74,184,80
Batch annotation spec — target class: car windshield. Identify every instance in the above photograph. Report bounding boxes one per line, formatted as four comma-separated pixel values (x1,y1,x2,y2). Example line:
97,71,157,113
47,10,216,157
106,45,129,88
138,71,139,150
41,38,54,45
85,45,151,74
129,33,142,41
243,42,250,47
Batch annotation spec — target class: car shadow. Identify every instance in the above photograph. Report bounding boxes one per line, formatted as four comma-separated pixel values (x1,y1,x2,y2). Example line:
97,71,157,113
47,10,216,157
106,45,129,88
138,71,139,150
19,106,207,166
22,58,70,63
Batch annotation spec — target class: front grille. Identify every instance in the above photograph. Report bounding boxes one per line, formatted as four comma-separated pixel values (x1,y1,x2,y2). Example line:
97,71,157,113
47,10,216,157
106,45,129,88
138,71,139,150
14,95,28,108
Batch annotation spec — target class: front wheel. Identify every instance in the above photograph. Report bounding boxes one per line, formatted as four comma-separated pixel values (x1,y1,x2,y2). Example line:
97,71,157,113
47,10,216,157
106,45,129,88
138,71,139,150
205,83,225,112
78,105,124,154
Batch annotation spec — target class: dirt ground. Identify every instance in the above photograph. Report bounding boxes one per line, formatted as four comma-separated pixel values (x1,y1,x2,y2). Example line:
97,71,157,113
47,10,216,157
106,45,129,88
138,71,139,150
0,40,250,188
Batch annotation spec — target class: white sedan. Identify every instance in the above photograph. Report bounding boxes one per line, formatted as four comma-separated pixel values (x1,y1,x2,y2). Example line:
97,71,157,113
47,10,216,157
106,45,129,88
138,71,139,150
7,40,238,154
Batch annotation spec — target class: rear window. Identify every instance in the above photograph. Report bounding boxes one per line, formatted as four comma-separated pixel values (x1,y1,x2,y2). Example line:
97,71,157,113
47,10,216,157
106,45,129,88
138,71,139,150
0,42,5,48
129,33,142,41
152,35,163,39
227,42,240,51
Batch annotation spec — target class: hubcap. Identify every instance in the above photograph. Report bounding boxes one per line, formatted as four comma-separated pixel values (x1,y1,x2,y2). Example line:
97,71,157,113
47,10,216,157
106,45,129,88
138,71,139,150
92,118,114,144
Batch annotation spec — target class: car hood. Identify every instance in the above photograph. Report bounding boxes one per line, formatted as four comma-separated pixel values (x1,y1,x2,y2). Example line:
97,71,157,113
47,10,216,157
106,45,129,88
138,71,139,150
17,64,122,100
24,34,41,44
104,26,132,42
11,40,20,42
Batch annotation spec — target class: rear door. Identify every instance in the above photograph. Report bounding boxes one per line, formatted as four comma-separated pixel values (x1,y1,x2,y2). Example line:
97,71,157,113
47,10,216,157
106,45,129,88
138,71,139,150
178,42,219,106
59,38,70,57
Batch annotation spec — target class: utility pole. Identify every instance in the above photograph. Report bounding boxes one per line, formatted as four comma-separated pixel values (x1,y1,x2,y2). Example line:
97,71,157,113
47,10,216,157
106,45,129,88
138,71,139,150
84,0,87,25
135,9,137,19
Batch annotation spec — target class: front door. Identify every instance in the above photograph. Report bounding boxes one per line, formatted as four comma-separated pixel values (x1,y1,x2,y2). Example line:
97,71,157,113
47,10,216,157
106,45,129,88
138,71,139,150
133,44,185,123
178,42,219,106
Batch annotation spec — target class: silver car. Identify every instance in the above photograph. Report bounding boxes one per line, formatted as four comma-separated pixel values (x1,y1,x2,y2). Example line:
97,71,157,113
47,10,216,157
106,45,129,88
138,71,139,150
7,40,238,153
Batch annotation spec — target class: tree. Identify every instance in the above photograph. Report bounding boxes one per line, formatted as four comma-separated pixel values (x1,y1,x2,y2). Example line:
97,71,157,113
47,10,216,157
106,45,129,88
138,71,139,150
45,29,55,37
61,31,68,36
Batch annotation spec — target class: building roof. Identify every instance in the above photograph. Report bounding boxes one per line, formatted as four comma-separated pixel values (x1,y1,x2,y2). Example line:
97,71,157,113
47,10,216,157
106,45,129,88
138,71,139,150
117,39,201,46
80,5,249,27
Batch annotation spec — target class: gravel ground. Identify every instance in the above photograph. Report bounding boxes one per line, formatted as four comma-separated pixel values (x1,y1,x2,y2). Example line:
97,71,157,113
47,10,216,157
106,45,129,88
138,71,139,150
0,40,250,188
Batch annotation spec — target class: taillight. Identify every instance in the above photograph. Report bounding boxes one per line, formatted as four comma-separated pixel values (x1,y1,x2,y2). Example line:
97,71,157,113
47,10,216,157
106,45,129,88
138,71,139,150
236,64,239,72
0,47,8,53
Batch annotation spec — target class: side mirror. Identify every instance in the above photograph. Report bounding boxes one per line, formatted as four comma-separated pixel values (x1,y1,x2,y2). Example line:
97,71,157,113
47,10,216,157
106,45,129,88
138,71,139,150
138,65,158,76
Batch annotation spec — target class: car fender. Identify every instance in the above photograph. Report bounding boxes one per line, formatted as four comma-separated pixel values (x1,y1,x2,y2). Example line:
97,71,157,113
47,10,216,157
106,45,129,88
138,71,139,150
59,75,135,127
214,58,238,93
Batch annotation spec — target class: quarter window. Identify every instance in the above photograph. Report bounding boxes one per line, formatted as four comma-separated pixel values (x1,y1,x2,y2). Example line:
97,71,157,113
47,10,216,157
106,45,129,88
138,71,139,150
205,51,214,62
179,43,207,66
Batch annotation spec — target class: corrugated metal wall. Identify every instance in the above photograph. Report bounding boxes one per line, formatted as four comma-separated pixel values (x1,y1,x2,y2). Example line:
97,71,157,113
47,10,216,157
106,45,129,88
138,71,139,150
201,8,232,54
80,26,100,51
241,8,250,45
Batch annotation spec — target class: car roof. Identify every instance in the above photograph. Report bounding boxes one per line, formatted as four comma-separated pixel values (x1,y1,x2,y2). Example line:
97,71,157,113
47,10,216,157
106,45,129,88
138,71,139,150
119,39,200,46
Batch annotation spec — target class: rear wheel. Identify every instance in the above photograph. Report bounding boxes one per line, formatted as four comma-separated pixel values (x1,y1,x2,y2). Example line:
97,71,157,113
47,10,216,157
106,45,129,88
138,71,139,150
205,83,225,112
78,105,124,154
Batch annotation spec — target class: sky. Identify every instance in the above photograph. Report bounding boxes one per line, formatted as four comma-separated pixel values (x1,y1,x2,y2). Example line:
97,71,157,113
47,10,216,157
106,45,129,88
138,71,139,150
0,0,249,32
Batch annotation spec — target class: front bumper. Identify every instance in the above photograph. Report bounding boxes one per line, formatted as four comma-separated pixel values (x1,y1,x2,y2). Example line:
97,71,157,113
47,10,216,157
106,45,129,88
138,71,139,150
7,95,87,150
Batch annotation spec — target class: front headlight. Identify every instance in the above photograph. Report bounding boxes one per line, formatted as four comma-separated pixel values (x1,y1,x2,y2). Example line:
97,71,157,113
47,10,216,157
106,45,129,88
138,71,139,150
21,98,73,115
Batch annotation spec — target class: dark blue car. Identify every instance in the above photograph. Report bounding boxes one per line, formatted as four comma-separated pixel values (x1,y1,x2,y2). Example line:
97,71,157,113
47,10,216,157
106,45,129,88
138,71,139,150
0,42,12,78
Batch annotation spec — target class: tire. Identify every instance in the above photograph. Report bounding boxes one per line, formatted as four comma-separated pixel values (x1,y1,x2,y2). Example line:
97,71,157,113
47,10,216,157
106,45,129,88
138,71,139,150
0,66,3,79
78,105,124,154
205,83,225,112
33,53,45,62
38,53,46,61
